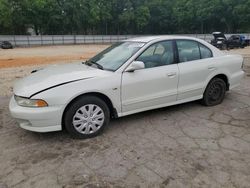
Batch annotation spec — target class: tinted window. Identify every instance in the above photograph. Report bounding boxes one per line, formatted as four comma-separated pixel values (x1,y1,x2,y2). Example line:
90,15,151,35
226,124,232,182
177,40,200,62
234,36,240,40
154,44,165,55
199,44,212,59
137,41,174,69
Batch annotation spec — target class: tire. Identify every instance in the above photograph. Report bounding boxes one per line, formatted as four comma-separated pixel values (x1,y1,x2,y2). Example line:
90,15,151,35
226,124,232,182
222,44,227,50
64,95,110,139
202,78,226,106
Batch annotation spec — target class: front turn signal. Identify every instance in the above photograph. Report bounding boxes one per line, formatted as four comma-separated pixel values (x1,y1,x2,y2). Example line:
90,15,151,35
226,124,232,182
15,96,48,108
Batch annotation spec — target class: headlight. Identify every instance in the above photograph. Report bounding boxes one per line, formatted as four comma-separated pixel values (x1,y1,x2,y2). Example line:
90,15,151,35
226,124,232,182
14,95,48,107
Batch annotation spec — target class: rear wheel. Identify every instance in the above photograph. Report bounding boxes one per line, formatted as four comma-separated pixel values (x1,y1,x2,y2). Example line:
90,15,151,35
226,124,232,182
222,43,227,50
64,96,110,139
202,78,226,106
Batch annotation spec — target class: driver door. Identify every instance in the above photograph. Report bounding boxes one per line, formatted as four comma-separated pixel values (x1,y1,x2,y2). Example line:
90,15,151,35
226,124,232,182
121,40,179,114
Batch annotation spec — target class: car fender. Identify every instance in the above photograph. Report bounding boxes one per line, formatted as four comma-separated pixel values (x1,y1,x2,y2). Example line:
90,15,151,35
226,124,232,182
202,69,231,93
32,73,122,115
202,54,243,92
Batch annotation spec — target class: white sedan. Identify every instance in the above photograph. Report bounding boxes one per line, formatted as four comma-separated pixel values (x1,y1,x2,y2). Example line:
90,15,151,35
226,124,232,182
9,36,244,138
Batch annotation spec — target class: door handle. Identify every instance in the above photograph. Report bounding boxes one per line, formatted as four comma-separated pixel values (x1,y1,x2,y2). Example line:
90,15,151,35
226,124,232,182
167,72,177,77
208,67,217,71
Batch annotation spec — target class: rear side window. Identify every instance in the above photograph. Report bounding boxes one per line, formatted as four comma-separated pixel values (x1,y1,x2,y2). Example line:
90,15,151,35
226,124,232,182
176,40,200,63
177,40,213,63
199,44,212,59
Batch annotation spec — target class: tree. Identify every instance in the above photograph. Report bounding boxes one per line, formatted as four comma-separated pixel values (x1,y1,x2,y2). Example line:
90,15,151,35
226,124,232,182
134,5,150,33
0,0,12,34
0,0,250,35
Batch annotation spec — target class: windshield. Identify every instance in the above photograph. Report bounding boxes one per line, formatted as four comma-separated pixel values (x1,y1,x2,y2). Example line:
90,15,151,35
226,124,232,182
86,42,145,71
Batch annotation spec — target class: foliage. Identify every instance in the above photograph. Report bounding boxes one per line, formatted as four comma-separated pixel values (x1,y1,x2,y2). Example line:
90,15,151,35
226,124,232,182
0,0,250,35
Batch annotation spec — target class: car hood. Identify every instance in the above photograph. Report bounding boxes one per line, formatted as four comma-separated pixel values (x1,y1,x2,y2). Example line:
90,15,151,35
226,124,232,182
14,62,112,98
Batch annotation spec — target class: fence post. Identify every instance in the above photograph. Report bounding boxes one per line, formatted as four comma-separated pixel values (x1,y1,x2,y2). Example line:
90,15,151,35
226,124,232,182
52,35,54,45
27,35,30,47
41,35,43,45
74,35,76,44
13,35,16,47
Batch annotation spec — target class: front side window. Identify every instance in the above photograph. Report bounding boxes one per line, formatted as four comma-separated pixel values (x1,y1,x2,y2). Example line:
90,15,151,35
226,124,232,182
137,41,174,69
88,42,145,71
177,40,200,63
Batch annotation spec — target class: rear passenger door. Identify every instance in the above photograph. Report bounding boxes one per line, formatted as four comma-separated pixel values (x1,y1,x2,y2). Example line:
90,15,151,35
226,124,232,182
176,40,214,100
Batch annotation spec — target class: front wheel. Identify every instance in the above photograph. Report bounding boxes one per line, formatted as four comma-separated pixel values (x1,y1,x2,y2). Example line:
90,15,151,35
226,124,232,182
202,78,226,106
64,96,110,139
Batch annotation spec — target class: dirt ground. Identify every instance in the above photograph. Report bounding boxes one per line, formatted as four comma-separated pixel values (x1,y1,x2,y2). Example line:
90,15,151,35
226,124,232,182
0,45,109,69
0,45,250,188
0,45,109,96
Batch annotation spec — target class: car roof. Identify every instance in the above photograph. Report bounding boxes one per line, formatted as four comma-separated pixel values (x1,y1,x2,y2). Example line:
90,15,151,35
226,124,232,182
123,35,225,57
231,34,245,37
124,35,202,43
212,32,223,34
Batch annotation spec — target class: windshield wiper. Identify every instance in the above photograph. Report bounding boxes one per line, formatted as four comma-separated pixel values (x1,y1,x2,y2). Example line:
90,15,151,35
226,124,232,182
83,60,103,70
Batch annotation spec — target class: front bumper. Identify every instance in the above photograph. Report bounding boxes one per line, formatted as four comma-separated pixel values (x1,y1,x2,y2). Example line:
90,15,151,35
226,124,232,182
9,96,63,132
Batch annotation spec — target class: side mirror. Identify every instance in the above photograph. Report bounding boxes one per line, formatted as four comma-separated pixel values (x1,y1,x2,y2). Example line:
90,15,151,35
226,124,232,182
126,61,145,72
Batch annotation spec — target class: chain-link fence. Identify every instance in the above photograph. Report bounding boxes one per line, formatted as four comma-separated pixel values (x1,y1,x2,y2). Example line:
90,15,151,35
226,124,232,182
0,34,250,47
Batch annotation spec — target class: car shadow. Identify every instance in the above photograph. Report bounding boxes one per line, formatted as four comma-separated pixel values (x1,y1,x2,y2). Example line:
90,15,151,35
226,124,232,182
14,93,234,141
24,100,202,140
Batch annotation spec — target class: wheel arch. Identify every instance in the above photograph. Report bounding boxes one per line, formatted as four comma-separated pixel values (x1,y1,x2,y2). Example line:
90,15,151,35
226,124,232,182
61,92,118,130
213,74,229,91
206,74,230,91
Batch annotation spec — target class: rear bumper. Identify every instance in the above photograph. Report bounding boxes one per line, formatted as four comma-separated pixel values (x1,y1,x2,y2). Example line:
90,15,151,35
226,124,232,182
9,96,63,132
230,70,245,90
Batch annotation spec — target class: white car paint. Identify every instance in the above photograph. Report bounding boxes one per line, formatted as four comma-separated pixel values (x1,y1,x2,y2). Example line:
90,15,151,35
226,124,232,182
122,64,179,113
9,36,244,133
